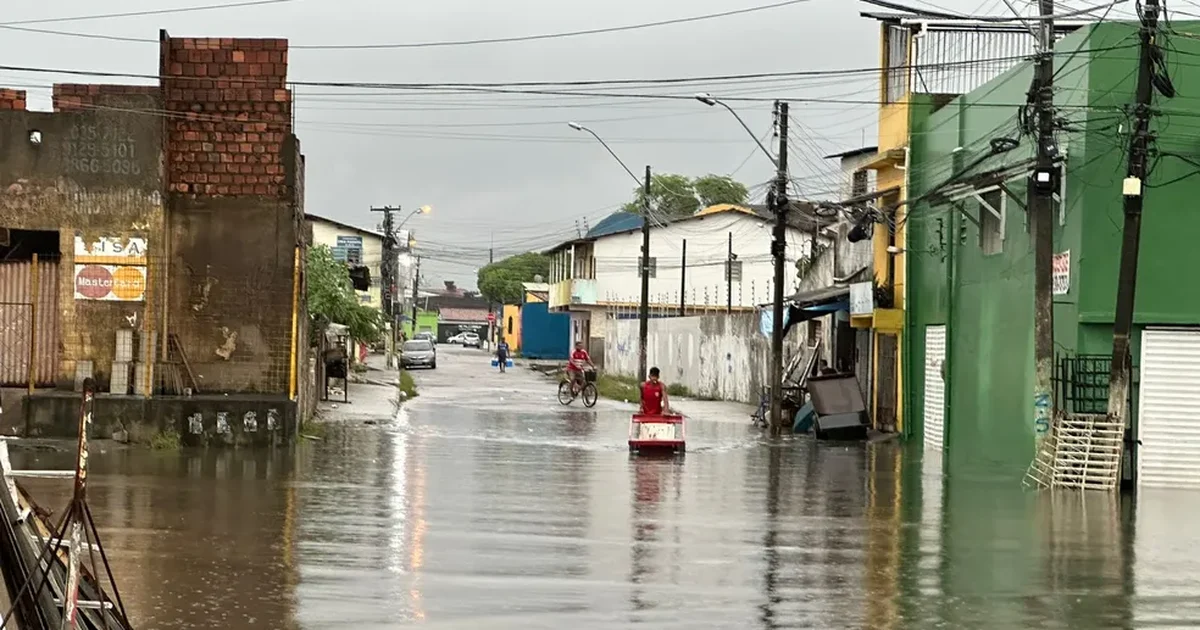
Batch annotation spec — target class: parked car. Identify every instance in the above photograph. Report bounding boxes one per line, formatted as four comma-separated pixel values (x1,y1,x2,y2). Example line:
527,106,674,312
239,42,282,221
446,332,465,344
414,331,436,345
461,332,481,348
400,339,437,369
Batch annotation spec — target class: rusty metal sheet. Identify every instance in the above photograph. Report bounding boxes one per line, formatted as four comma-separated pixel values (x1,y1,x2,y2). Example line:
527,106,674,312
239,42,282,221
0,261,60,386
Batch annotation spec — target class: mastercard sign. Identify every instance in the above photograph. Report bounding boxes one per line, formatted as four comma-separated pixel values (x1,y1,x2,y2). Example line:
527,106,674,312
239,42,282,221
74,265,146,301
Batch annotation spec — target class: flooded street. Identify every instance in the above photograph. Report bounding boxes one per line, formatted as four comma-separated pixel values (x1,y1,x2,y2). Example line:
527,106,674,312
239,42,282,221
11,346,1200,629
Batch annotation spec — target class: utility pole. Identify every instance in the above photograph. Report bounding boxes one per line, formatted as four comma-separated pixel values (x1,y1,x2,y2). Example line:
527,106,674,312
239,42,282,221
679,239,687,317
638,165,652,382
488,237,495,350
1108,0,1163,421
1029,2,1057,441
371,205,398,369
727,231,734,314
769,101,789,436
410,256,421,338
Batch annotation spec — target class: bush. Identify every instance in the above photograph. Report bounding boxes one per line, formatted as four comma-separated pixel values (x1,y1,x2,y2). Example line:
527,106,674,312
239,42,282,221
149,428,181,451
596,373,639,402
399,370,419,400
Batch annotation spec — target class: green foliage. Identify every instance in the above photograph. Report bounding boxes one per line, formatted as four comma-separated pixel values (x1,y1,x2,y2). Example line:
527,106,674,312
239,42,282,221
693,174,750,208
477,252,549,305
595,373,640,402
399,370,419,399
621,173,750,219
149,428,181,451
307,245,383,343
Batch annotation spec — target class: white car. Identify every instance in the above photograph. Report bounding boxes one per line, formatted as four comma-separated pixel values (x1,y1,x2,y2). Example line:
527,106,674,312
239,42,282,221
461,332,482,348
447,332,465,344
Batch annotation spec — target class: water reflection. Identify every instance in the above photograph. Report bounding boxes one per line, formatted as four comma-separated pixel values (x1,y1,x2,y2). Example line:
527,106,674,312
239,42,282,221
9,403,1200,628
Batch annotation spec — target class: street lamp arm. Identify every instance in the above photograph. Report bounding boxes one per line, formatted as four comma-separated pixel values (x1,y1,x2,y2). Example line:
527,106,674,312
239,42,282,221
696,93,778,168
569,123,642,186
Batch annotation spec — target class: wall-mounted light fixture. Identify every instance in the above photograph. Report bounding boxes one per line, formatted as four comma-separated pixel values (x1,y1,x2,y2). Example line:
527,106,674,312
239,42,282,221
28,130,42,145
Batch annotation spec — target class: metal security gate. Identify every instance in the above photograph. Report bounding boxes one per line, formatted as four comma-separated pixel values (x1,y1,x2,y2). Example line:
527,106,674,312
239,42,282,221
1137,328,1200,489
0,260,59,386
876,333,899,433
924,325,947,454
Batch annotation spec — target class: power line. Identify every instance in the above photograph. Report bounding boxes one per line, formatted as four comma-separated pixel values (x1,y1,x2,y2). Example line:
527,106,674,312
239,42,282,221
0,0,814,48
0,0,296,26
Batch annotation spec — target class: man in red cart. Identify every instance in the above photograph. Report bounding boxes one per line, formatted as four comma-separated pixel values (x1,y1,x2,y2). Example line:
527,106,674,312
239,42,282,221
640,367,672,416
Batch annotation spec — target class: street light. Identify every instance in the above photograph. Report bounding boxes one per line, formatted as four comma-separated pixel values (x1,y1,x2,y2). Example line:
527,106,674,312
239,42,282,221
700,94,792,435
568,121,652,382
695,93,777,167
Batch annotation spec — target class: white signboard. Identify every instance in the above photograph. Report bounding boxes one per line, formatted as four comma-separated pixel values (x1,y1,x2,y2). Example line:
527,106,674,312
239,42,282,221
1053,250,1070,296
74,234,147,264
850,282,874,315
74,264,146,301
637,423,678,440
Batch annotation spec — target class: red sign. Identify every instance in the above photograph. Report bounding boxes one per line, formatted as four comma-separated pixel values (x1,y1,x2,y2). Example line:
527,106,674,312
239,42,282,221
487,312,496,323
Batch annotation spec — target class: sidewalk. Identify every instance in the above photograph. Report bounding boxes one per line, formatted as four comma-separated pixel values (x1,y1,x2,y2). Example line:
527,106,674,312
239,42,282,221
668,397,757,425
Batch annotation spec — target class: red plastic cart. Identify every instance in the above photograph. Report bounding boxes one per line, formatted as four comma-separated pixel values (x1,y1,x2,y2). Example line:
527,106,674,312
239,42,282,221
628,413,686,454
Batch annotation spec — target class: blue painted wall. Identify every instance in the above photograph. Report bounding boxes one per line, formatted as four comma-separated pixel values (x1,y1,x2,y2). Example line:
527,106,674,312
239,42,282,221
520,302,569,360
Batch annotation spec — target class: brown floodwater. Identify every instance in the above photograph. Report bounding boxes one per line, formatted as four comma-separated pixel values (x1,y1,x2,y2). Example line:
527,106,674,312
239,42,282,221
8,354,1200,629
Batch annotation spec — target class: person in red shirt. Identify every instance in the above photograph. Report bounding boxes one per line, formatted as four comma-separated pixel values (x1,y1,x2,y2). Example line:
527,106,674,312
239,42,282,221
566,341,594,391
640,367,671,415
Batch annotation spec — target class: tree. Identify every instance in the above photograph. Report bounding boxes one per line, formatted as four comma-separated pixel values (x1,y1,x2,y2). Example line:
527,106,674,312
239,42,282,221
621,173,749,219
307,244,383,342
693,174,749,207
477,252,550,305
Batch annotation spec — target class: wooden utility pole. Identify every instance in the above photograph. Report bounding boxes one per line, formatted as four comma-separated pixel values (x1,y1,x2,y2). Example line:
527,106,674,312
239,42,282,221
769,101,790,435
1107,0,1163,420
1030,1,1057,440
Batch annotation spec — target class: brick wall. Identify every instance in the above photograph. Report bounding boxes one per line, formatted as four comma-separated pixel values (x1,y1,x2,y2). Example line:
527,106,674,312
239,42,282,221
162,37,292,197
0,89,26,111
52,84,158,113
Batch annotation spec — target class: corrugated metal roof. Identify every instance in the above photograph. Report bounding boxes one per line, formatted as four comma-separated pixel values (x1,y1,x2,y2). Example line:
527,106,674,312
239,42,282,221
586,211,643,238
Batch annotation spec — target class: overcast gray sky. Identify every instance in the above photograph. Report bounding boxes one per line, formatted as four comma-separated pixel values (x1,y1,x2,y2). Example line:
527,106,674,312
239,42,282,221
0,0,1137,289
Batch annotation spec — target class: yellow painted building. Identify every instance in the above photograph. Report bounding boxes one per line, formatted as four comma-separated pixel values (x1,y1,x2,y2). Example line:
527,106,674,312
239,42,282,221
501,304,521,353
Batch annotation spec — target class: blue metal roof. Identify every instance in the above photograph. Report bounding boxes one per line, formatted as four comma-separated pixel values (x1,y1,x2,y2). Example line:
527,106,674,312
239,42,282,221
586,211,643,238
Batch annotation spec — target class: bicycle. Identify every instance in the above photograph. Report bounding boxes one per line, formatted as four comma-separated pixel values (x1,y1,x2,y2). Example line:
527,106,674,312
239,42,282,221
750,386,770,428
558,369,598,408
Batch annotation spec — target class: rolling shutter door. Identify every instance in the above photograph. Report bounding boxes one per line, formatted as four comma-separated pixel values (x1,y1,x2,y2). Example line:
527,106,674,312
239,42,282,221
1138,328,1200,489
924,325,947,454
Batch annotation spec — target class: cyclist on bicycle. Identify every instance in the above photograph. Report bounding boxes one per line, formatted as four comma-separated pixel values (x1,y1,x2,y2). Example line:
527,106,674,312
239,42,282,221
566,341,594,390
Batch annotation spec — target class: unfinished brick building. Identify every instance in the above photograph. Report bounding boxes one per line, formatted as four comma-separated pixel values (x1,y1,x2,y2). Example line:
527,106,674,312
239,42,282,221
0,30,309,444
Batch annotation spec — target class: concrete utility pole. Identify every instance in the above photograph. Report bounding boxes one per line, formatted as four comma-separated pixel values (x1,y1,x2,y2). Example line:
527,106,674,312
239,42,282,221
1107,0,1163,420
638,165,652,382
410,255,421,338
727,231,734,314
679,239,687,317
488,237,495,351
371,205,398,368
769,101,790,436
1029,2,1056,440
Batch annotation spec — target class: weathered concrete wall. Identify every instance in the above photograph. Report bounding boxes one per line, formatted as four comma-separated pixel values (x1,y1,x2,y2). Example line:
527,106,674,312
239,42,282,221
169,197,298,394
604,313,772,404
26,391,295,446
0,97,165,389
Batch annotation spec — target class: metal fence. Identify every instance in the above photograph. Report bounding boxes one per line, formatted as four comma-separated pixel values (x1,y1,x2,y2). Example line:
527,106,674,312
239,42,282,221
1054,353,1112,415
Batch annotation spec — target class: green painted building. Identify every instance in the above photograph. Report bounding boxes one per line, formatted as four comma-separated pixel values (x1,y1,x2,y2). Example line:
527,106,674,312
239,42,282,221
905,21,1200,488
